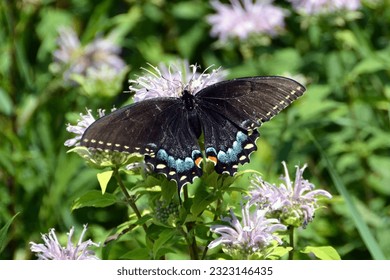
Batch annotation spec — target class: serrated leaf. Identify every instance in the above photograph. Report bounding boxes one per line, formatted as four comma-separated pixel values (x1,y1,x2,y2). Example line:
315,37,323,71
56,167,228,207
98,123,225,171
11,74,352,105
0,213,19,254
72,190,117,210
301,246,341,260
97,170,113,194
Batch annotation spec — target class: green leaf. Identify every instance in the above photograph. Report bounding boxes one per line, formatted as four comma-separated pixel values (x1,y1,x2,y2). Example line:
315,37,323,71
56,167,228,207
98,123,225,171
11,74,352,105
172,1,207,19
301,246,341,260
348,57,385,80
153,229,174,259
160,180,177,202
0,213,19,254
0,87,13,116
120,248,151,260
134,214,153,226
97,170,114,194
191,190,214,217
36,8,74,61
261,245,291,260
177,23,206,58
367,155,390,195
259,48,302,74
72,190,117,210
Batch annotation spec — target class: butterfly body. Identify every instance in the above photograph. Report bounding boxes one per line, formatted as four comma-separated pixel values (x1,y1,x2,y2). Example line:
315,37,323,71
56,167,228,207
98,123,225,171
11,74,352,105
81,76,305,190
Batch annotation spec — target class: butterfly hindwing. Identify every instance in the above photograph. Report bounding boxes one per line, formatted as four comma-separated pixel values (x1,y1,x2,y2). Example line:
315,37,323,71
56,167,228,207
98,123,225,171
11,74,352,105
195,76,305,174
195,104,259,175
144,107,203,188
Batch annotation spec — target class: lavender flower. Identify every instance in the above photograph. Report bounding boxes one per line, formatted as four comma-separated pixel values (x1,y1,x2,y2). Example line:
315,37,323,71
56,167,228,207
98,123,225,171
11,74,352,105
128,60,226,102
249,162,332,227
207,0,287,42
52,27,127,96
30,225,100,260
64,108,108,147
208,203,286,259
288,0,361,15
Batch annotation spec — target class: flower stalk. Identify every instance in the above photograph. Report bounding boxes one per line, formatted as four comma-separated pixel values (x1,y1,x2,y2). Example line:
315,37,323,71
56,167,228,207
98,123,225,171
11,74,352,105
112,168,148,234
288,226,295,260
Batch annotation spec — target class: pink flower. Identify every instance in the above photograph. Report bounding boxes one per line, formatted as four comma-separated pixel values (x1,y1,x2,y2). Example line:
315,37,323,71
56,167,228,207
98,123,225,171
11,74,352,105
207,0,287,42
30,225,100,260
288,0,361,14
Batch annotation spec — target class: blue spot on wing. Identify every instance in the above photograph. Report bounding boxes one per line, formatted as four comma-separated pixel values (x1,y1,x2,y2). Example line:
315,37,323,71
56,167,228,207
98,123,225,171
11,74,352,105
157,149,169,161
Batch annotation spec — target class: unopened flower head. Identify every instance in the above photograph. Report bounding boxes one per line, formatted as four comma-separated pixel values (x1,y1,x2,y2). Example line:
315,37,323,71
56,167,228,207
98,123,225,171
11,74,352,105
288,0,361,15
208,203,286,259
30,225,100,260
155,201,180,225
249,161,332,228
207,0,287,42
52,27,127,93
128,60,227,102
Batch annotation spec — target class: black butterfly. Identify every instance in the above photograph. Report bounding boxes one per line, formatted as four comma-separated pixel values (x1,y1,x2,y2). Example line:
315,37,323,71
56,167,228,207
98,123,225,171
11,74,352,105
81,76,305,190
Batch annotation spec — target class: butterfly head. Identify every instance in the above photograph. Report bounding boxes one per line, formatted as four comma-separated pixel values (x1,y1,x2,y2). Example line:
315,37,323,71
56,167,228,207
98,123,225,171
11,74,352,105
182,89,196,110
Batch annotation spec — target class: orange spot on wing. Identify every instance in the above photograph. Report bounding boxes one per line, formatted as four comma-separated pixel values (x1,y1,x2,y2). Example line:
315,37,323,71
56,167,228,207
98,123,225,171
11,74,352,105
207,156,218,165
195,157,203,168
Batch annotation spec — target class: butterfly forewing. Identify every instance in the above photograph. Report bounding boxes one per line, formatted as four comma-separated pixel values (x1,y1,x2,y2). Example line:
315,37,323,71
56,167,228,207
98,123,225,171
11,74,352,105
196,76,305,124
81,98,203,189
81,98,179,153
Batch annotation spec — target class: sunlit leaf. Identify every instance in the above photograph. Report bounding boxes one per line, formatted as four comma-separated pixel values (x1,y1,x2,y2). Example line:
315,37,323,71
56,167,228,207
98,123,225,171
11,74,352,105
97,170,114,194
301,246,341,260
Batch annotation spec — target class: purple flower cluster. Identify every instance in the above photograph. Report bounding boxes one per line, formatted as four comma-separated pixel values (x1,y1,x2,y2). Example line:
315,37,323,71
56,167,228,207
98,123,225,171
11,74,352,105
249,162,332,227
208,0,361,42
207,0,287,42
208,203,286,257
30,225,99,260
52,27,127,87
208,162,332,258
287,0,361,15
64,108,108,147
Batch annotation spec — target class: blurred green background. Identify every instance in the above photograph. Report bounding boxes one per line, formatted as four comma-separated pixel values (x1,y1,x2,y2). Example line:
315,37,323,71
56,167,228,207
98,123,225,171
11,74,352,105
0,0,389,260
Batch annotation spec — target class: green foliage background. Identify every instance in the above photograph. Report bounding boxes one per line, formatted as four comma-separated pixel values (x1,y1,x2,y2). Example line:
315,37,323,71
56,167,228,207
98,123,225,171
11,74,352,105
0,0,389,260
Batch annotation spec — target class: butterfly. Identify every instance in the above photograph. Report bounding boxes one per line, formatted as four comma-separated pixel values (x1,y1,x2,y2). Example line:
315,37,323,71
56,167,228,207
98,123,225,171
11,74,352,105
81,76,305,190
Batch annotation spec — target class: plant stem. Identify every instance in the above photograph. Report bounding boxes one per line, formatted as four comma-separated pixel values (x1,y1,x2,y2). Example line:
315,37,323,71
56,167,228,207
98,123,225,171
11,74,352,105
183,184,189,201
182,185,199,260
186,222,199,260
288,226,295,260
201,197,222,260
113,168,148,233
